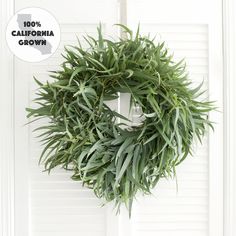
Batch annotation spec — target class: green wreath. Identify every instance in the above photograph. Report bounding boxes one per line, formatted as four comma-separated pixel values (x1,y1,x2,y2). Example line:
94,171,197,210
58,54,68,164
27,25,215,216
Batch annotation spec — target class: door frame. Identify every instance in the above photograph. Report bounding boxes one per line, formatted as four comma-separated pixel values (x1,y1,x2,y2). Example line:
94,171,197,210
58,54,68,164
0,0,234,235
223,0,236,235
0,0,15,236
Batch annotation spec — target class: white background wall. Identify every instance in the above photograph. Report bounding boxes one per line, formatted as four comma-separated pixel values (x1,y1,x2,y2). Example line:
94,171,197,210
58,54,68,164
0,0,235,236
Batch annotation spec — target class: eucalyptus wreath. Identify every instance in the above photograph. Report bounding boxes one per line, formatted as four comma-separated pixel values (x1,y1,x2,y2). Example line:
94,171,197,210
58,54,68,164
27,24,215,216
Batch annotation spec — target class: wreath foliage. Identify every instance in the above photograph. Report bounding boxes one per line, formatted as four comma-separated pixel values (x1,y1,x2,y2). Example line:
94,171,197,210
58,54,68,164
27,25,215,215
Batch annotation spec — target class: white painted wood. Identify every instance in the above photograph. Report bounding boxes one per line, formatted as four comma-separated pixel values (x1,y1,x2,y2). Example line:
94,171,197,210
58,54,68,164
118,0,127,38
106,204,119,236
1,0,225,236
13,1,119,236
0,1,15,236
208,1,224,235
125,1,223,236
223,0,236,236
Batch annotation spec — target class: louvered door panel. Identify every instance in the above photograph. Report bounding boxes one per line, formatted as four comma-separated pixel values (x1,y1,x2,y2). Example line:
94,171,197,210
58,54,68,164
125,1,223,236
28,25,107,236
125,23,209,236
14,1,118,236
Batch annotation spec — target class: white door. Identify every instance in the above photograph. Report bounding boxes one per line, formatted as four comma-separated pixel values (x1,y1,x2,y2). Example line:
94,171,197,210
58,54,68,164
13,1,119,236
2,0,223,236
124,1,223,236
